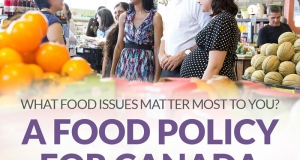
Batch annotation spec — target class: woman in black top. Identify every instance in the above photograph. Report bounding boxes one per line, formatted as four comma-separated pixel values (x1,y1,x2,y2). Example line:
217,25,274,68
180,0,239,81
34,0,65,45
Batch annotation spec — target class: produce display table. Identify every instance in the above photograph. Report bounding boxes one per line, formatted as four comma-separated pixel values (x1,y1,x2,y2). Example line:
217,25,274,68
235,54,252,81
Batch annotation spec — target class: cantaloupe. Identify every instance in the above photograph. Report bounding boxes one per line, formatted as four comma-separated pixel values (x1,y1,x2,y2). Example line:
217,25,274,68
244,67,256,79
294,39,300,52
296,62,300,75
277,42,295,61
253,56,267,70
260,43,271,56
264,72,283,85
292,52,300,64
279,61,296,77
251,70,265,82
266,44,279,56
262,55,280,73
251,54,261,67
282,74,300,87
278,32,297,45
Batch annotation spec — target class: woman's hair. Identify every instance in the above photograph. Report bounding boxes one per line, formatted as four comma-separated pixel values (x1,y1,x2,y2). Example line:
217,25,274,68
97,6,106,13
114,2,129,11
97,8,115,31
34,0,50,10
211,0,238,17
128,0,154,12
103,24,119,67
64,3,72,21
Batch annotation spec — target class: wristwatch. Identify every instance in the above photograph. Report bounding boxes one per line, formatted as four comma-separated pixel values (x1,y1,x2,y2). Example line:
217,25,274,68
185,49,191,55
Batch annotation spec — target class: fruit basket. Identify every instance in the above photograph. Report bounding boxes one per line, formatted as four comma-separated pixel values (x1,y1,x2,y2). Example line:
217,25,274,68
76,47,103,73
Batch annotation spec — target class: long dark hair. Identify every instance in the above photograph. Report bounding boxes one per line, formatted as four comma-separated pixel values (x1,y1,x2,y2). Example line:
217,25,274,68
128,0,155,12
115,2,129,11
64,3,72,21
211,0,238,17
97,8,115,31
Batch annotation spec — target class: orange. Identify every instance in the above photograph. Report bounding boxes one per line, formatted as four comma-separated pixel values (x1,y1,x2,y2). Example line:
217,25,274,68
21,11,48,37
0,31,10,49
0,48,23,70
28,64,44,79
43,72,60,80
0,63,34,94
20,50,37,64
6,19,43,53
36,42,70,73
61,57,93,80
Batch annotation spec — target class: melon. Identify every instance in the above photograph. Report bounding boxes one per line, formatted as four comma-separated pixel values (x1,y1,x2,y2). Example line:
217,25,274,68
262,55,280,73
292,52,300,64
260,43,271,56
264,72,283,85
251,70,265,82
296,62,300,75
277,42,294,61
294,39,300,52
278,32,297,45
266,44,279,56
282,74,300,87
244,67,256,79
253,56,267,70
279,61,296,77
251,54,262,67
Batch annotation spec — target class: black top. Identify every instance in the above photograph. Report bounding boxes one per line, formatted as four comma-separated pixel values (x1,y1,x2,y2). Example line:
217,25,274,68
180,12,239,81
257,23,292,46
41,11,66,44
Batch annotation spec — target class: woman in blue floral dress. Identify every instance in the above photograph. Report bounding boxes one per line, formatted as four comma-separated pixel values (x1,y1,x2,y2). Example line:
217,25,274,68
110,0,163,82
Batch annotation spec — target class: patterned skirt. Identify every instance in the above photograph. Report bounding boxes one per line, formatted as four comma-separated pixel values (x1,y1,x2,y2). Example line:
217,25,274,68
115,48,155,82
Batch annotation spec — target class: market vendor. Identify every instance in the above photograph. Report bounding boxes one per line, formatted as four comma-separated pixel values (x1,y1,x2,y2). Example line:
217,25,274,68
257,5,292,47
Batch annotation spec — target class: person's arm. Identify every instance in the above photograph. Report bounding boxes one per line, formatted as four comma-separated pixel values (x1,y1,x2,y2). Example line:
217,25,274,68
47,23,65,45
102,53,108,76
202,50,227,80
110,13,126,77
153,12,163,82
257,28,268,47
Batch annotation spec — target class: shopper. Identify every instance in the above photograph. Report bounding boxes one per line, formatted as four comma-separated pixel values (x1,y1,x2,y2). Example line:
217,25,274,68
180,0,239,81
34,0,66,45
257,5,292,47
158,0,211,77
86,6,106,37
96,8,115,39
114,2,129,22
110,0,163,82
102,2,129,78
63,3,76,35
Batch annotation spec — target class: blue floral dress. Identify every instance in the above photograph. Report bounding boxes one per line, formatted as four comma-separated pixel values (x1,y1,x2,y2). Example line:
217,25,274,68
115,9,155,82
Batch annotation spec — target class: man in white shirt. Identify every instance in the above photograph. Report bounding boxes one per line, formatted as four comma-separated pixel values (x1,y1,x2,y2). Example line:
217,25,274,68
158,0,211,77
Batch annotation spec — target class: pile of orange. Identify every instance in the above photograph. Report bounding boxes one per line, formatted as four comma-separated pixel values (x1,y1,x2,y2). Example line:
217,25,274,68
0,11,93,102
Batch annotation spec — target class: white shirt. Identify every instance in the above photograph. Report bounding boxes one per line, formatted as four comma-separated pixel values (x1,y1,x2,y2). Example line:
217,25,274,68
160,0,211,56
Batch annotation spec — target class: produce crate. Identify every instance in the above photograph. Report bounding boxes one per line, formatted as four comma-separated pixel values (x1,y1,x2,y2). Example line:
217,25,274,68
76,47,103,73
242,76,300,94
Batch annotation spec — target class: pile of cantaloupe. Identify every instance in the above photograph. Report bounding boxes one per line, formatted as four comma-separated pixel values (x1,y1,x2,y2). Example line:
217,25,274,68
244,32,300,88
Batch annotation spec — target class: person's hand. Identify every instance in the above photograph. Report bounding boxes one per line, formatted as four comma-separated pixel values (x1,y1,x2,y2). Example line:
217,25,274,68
159,53,171,68
163,52,186,71
92,40,105,46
